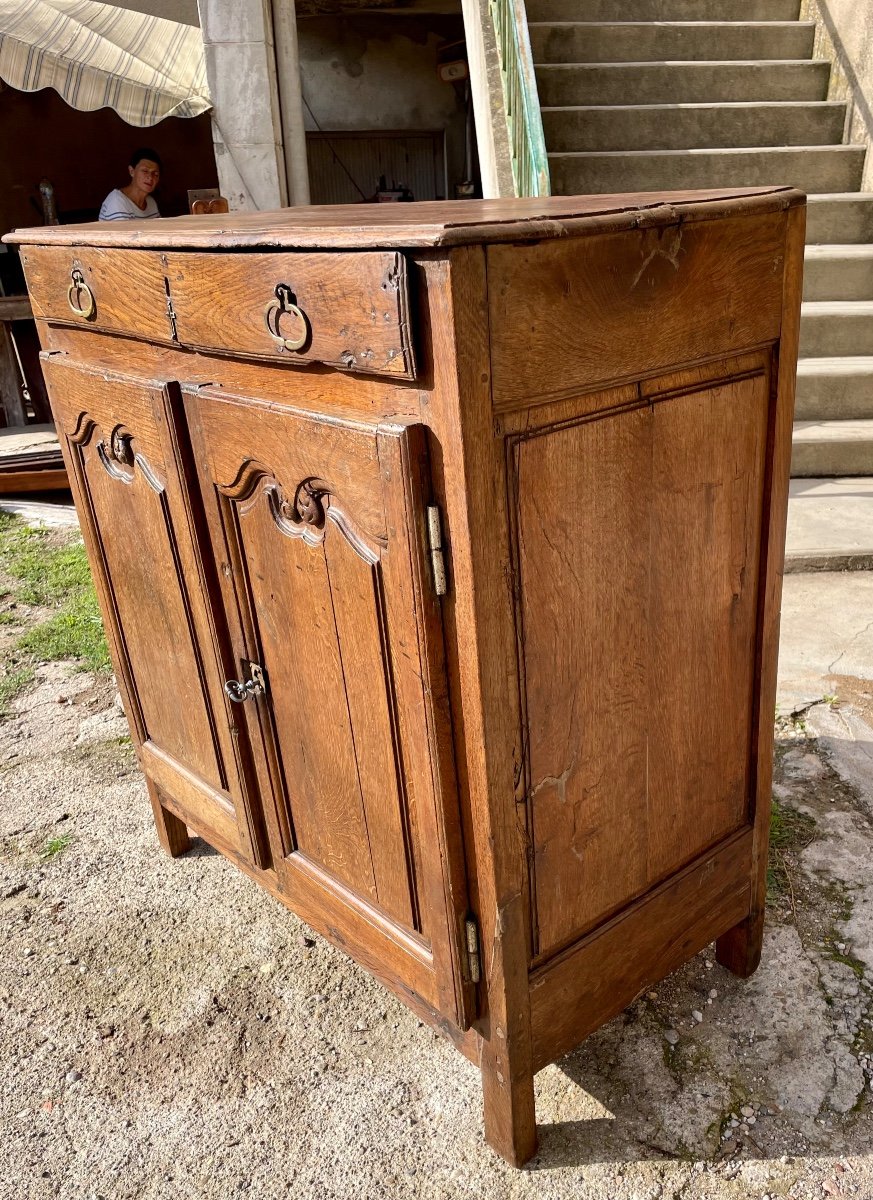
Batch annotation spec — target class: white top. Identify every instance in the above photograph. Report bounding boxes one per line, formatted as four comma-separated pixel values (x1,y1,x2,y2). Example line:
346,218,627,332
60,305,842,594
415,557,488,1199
98,189,160,221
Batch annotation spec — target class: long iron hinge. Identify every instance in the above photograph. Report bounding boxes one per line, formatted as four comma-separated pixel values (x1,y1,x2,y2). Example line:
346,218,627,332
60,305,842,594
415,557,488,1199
427,505,447,597
465,917,481,984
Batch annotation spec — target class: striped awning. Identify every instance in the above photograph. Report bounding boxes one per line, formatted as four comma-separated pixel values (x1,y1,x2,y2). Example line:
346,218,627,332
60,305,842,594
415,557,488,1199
0,0,211,126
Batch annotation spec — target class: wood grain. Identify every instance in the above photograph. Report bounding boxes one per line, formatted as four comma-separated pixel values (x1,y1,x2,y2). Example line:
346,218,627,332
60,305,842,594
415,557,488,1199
529,829,753,1070
512,363,770,961
7,187,802,250
718,204,807,977
167,249,416,379
21,246,172,342
488,211,786,408
41,355,256,861
15,190,805,1169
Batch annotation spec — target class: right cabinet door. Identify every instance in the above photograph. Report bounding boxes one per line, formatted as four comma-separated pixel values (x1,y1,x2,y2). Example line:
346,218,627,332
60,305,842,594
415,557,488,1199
184,386,475,1029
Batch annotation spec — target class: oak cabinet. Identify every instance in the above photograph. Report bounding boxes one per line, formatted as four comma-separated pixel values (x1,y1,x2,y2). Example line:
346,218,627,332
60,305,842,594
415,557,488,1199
8,188,804,1166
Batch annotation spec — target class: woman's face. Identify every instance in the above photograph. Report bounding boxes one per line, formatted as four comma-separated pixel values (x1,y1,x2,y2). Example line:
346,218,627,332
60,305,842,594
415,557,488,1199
129,159,160,193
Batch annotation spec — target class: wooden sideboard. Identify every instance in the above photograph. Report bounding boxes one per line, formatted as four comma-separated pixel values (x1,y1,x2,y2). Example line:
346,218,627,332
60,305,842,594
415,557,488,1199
6,189,805,1165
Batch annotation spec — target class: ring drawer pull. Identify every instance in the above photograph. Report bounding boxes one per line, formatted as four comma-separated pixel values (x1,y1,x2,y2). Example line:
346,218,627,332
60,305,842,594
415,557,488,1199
264,283,310,352
67,267,96,320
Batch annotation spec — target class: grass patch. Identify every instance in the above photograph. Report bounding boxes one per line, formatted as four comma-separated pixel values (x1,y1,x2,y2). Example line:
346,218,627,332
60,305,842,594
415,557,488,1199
40,832,73,859
767,798,817,904
0,514,110,714
0,666,35,716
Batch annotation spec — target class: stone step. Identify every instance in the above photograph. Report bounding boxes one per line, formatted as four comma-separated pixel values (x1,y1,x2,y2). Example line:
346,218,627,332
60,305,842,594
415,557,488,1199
528,0,800,20
529,21,816,64
784,477,873,572
803,246,873,301
806,193,873,243
800,302,873,357
796,358,873,421
541,101,846,153
535,60,830,106
791,420,873,476
549,145,865,196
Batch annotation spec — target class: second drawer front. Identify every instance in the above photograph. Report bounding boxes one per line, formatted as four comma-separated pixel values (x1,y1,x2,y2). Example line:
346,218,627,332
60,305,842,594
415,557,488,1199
166,249,417,379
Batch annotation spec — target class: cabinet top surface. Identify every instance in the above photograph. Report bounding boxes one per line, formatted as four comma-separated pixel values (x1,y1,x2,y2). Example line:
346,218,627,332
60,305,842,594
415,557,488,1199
5,188,803,251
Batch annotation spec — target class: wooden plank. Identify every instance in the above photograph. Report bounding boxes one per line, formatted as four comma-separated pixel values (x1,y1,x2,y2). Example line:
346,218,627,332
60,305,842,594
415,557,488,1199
167,250,416,379
20,246,171,342
0,321,26,426
323,528,417,929
529,830,753,1071
6,187,803,251
514,397,651,959
432,247,538,1165
717,204,807,977
488,211,786,409
513,363,770,962
0,297,32,320
646,371,769,882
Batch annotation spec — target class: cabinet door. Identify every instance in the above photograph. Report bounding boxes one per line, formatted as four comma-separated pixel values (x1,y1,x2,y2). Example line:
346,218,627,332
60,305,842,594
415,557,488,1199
184,387,474,1029
42,355,262,863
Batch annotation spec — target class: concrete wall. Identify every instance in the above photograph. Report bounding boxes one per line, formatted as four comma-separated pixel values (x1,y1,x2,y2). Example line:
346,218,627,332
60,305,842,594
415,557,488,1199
0,87,217,236
802,0,873,188
298,14,469,198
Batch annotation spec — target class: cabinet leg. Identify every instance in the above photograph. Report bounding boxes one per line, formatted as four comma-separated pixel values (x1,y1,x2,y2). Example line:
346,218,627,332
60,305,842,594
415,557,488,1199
716,909,764,978
147,781,191,858
480,1050,537,1167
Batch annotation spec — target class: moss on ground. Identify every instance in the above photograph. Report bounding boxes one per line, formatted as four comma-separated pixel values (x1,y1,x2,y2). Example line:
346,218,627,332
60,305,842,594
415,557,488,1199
0,512,109,714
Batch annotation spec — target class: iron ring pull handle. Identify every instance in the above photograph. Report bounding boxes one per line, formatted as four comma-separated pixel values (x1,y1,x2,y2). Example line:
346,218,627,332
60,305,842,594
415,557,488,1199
263,283,310,352
67,268,96,320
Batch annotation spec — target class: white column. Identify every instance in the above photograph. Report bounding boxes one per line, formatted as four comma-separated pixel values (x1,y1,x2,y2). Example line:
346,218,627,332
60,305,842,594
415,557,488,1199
197,0,288,211
272,0,311,206
460,0,515,198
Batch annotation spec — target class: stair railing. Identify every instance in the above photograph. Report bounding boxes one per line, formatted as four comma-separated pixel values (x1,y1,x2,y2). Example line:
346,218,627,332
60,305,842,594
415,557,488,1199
489,0,551,196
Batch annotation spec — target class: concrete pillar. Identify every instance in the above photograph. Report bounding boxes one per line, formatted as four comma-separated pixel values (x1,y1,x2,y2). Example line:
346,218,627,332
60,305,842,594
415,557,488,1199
460,0,516,198
272,0,311,206
197,0,288,211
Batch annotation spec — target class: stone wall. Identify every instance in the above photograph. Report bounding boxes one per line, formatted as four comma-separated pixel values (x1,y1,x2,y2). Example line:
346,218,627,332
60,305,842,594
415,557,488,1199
802,0,873,189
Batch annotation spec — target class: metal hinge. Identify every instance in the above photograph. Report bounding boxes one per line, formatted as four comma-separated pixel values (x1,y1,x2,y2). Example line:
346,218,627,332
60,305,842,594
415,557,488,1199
465,917,481,984
163,277,178,342
427,505,447,597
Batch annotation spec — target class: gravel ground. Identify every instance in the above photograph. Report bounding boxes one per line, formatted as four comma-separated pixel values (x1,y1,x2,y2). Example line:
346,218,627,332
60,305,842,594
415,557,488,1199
2,570,873,1199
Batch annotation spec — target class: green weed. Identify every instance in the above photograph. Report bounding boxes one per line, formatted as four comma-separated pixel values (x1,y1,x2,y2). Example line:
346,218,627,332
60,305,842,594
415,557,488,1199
40,832,73,859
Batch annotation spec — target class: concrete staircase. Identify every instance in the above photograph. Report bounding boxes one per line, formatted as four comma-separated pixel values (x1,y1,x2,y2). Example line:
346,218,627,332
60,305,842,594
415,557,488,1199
529,0,873,483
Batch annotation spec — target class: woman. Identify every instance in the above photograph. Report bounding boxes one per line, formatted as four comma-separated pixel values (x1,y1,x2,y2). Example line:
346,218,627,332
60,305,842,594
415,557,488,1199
99,148,162,221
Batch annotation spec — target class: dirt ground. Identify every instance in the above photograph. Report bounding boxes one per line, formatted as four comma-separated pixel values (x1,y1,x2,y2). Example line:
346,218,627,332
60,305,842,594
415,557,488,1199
2,565,873,1199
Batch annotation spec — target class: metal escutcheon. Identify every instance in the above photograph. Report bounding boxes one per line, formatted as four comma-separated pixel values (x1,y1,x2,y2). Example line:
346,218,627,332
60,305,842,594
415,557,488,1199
263,283,310,352
67,267,96,320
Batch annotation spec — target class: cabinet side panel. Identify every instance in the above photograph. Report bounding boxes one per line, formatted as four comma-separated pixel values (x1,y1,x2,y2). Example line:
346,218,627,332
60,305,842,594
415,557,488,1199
647,372,769,881
514,406,651,958
514,369,770,960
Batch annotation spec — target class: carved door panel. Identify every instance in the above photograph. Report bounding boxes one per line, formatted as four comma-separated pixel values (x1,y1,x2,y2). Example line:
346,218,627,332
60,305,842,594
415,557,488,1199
42,356,262,863
184,387,474,1029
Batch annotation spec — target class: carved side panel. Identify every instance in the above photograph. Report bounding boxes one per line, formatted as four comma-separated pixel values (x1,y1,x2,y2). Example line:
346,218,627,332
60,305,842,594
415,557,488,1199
510,364,771,963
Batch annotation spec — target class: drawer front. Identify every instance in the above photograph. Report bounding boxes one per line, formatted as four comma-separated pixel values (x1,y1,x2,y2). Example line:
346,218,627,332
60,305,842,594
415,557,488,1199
20,246,172,343
487,209,787,410
166,250,416,379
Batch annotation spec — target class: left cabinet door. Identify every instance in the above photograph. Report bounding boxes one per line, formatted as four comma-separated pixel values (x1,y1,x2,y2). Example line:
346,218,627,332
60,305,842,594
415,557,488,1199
42,355,263,864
